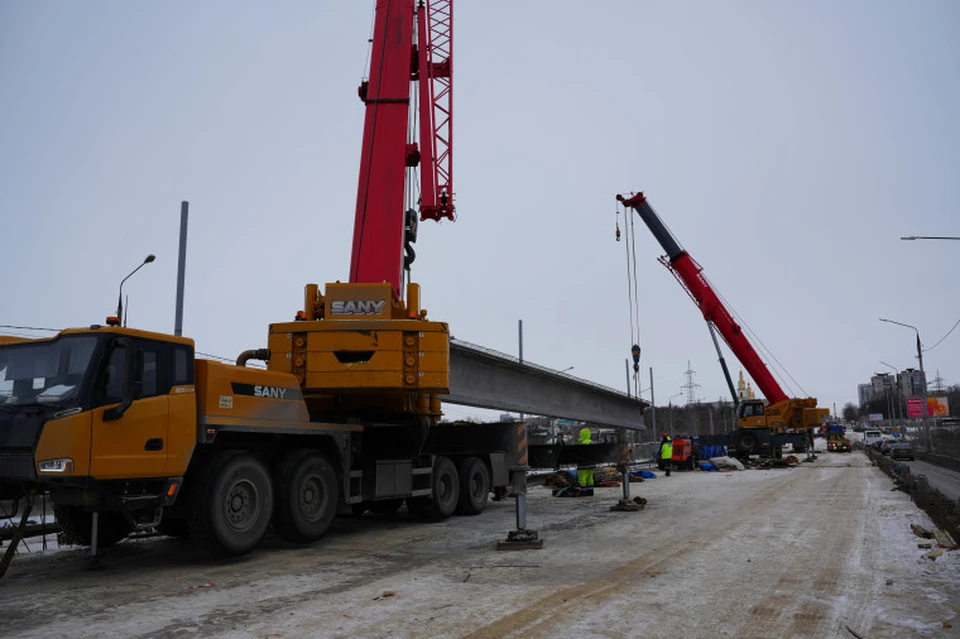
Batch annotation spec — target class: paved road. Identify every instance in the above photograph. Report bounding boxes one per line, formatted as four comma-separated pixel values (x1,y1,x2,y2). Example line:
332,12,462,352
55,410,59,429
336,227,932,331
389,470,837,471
902,459,960,501
1,452,957,638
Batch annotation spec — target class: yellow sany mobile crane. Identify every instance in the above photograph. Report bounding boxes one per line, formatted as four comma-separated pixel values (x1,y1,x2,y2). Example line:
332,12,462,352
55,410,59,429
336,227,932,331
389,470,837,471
0,1,527,560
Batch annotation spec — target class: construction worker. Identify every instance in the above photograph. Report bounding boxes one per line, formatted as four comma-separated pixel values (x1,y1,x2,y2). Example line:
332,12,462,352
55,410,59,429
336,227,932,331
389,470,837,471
659,434,673,477
577,427,595,488
806,428,817,462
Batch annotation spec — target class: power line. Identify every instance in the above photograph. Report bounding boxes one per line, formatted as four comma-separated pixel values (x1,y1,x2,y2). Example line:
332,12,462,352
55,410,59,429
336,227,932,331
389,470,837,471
0,324,60,332
924,315,960,352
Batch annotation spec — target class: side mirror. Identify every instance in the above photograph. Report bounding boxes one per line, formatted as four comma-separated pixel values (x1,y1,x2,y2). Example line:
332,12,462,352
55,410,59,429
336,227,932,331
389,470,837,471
103,339,135,422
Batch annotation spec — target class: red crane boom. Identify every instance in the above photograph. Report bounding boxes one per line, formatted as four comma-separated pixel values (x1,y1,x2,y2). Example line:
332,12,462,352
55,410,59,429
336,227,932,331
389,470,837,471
350,0,454,298
617,192,789,405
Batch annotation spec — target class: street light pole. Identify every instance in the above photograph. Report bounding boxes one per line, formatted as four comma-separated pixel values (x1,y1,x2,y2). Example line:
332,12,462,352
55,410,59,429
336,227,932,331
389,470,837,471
879,318,929,450
116,255,156,326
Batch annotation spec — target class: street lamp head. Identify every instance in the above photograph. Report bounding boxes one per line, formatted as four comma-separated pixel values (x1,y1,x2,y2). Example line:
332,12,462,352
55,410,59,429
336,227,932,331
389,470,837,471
117,254,157,325
879,317,917,332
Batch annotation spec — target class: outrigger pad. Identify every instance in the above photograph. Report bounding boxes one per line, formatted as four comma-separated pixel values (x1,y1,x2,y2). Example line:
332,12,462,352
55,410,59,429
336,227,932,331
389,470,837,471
610,497,645,512
497,528,544,550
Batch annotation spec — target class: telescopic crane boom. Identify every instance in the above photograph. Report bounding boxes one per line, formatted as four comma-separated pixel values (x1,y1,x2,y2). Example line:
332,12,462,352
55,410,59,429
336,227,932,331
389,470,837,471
351,0,454,298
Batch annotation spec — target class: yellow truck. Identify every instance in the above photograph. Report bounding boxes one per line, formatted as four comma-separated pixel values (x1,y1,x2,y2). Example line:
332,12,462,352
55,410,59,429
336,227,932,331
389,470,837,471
0,297,518,556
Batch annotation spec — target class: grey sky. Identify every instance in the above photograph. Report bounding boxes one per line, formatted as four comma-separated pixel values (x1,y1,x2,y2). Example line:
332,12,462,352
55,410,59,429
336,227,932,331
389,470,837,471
1,1,958,421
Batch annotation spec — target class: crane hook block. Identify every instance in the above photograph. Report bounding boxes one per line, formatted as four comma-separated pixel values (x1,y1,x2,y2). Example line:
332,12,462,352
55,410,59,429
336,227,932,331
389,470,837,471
631,344,641,372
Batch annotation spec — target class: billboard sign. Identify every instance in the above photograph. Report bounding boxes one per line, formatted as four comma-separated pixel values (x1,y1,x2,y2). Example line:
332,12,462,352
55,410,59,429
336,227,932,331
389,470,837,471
906,397,951,418
868,413,884,422
906,398,926,418
929,396,949,417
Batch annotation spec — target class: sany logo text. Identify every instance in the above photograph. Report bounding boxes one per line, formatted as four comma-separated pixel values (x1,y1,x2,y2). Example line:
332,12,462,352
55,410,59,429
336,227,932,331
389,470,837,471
330,300,387,315
254,386,287,399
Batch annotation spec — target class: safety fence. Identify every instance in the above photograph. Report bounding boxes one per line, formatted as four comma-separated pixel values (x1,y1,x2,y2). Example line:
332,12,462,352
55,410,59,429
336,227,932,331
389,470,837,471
921,425,960,470
868,448,960,546
629,442,661,464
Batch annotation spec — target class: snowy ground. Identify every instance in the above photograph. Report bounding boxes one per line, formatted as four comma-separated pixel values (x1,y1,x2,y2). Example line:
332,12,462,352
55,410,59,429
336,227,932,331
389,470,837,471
1,452,958,638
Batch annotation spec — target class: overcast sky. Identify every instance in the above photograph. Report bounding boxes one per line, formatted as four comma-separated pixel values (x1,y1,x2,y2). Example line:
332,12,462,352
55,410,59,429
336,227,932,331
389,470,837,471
1,1,958,422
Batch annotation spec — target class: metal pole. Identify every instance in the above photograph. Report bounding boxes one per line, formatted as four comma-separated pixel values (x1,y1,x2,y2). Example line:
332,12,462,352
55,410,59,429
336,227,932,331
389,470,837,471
625,359,631,397
880,319,930,450
518,319,523,364
917,334,930,452
518,320,523,421
515,318,527,532
649,366,656,435
174,201,189,336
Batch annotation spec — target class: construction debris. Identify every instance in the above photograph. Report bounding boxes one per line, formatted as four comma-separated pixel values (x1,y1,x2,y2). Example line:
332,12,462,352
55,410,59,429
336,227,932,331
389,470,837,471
910,524,934,539
709,456,745,471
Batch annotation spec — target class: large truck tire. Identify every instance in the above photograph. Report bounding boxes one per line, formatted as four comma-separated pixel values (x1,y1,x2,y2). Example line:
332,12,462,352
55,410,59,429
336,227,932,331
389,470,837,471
53,505,131,548
408,456,460,521
735,431,758,456
456,457,490,516
190,450,273,557
272,451,338,544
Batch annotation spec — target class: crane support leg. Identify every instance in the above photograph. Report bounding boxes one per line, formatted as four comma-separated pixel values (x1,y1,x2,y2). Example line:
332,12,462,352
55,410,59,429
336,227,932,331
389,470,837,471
497,423,543,550
610,428,644,512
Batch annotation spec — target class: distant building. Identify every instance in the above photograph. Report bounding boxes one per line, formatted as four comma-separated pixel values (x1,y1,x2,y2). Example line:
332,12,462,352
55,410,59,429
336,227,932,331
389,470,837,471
858,383,873,407
870,373,895,401
857,369,927,408
898,368,926,398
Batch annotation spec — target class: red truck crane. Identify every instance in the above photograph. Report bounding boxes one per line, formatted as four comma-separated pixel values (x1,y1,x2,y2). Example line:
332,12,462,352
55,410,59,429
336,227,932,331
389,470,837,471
617,192,827,457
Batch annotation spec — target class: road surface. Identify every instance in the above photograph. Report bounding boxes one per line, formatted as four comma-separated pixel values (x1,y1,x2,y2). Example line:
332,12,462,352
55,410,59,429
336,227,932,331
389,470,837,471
900,459,960,501
1,452,958,638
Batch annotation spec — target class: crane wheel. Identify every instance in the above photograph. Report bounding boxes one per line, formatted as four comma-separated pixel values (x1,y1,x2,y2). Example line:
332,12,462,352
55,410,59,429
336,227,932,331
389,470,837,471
736,432,759,455
408,456,460,521
53,505,131,548
456,457,490,516
190,450,273,556
272,451,338,544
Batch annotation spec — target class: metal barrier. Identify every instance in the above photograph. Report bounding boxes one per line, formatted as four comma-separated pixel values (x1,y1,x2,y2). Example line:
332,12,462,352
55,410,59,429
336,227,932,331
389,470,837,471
868,448,960,546
920,425,960,470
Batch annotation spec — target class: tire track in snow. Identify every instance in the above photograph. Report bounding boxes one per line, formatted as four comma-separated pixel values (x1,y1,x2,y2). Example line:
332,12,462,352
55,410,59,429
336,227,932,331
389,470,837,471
463,472,796,639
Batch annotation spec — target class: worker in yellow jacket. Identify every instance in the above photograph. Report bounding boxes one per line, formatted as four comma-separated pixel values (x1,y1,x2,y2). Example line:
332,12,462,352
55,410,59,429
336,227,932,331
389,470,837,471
577,427,595,488
659,434,673,477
